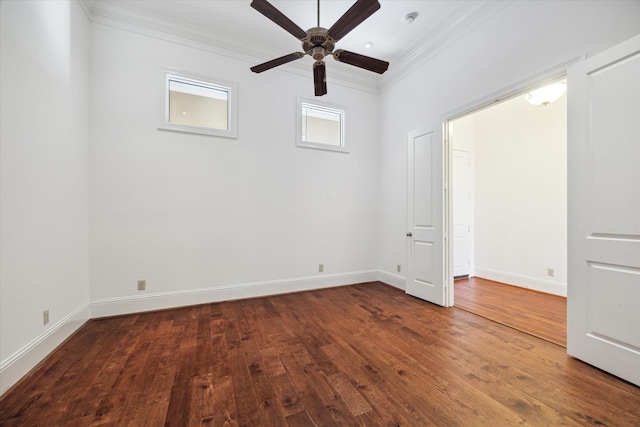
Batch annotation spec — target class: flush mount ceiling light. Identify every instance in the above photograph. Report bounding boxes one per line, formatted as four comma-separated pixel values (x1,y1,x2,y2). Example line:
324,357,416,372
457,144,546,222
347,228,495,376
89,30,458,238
403,12,418,24
524,82,567,106
364,41,373,49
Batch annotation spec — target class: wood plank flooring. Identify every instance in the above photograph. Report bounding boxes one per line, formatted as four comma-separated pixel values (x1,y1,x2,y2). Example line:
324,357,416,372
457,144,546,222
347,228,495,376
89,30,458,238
2,282,639,426
455,277,567,347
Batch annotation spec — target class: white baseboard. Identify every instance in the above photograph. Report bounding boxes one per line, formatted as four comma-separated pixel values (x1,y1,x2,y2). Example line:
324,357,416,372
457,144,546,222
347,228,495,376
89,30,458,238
474,267,567,297
378,270,405,290
0,302,90,396
90,270,379,318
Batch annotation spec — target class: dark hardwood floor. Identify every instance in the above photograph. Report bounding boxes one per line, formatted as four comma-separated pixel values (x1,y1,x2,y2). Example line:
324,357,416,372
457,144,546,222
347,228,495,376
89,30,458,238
454,277,567,347
2,282,638,426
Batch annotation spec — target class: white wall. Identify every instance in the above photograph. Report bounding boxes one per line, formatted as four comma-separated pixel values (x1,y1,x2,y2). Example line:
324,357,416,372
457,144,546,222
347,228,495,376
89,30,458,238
455,92,567,295
0,0,91,394
377,1,640,286
89,23,380,315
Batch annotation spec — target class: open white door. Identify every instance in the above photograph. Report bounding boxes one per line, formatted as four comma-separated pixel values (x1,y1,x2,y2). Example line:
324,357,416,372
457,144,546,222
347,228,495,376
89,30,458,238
567,34,640,387
406,126,447,306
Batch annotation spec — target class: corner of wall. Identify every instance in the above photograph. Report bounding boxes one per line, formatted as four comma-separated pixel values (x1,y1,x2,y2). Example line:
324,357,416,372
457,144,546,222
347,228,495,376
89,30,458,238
0,302,90,397
378,270,405,291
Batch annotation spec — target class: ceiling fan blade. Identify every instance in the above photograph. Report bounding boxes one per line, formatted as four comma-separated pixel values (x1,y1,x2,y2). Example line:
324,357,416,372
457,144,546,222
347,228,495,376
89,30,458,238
251,0,308,40
328,0,380,42
313,62,327,96
333,49,388,74
251,52,305,73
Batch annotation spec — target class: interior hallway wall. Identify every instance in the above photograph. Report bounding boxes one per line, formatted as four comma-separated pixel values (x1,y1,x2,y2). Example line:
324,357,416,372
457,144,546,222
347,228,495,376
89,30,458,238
455,92,567,295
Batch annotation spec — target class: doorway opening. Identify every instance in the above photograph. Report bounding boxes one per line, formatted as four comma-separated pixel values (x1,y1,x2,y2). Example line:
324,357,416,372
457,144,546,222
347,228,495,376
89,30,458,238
447,79,568,346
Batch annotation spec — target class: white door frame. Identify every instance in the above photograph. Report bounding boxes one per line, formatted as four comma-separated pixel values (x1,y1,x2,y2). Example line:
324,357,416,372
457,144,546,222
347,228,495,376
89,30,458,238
441,55,583,305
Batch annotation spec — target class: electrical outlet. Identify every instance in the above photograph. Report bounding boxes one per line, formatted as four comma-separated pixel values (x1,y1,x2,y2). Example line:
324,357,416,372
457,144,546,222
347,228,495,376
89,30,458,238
319,264,324,273
397,264,401,273
137,280,146,291
547,268,555,277
43,309,49,325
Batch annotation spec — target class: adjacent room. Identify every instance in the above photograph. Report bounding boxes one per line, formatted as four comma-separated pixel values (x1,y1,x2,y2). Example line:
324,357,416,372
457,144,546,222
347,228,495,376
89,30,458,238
1,0,639,425
450,82,568,346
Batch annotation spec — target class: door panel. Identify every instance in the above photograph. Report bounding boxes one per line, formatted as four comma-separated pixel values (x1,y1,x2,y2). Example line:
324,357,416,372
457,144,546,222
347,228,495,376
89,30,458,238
407,127,446,306
587,263,640,345
568,34,640,387
590,54,640,234
414,241,435,286
414,133,434,227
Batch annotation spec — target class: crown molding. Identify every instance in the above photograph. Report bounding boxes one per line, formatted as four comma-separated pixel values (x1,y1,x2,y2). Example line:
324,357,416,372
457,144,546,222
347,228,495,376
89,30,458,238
82,0,272,61
80,0,379,94
80,0,509,96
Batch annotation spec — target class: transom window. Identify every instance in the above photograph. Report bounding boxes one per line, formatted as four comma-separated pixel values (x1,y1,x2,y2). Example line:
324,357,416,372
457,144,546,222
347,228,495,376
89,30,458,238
158,69,237,138
297,98,347,152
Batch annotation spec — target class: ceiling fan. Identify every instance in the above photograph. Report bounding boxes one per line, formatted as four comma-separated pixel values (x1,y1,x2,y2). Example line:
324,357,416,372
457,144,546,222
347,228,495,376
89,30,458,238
250,0,389,96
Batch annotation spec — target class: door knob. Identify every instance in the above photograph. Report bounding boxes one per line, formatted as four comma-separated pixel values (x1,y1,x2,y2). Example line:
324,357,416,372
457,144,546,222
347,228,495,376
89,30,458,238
406,232,412,237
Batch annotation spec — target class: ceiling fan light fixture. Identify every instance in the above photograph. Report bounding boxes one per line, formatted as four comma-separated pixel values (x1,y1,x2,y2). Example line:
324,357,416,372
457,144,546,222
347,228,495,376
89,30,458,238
403,12,418,25
311,46,326,61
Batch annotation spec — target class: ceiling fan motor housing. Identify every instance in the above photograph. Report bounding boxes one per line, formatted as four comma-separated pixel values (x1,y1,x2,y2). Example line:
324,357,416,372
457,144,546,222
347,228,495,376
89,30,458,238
303,27,335,59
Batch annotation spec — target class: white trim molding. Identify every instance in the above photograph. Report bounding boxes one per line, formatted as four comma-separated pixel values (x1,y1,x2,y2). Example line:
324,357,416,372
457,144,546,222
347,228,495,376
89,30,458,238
474,267,567,297
0,303,91,396
91,270,379,318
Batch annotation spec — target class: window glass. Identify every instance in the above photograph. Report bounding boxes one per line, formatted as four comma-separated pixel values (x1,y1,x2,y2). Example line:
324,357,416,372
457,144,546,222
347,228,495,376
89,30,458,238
169,80,229,130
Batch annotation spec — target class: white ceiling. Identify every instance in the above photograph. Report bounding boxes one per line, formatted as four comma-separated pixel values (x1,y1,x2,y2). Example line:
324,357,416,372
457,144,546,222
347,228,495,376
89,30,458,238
82,0,510,89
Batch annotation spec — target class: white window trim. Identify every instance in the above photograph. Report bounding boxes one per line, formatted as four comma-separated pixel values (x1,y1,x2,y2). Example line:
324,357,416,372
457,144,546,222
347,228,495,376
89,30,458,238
158,67,238,138
296,97,348,153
